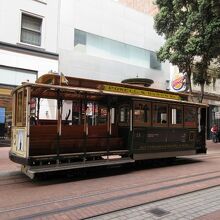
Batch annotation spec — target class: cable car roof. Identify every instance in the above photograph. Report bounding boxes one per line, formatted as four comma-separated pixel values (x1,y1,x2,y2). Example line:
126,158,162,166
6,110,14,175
12,73,207,107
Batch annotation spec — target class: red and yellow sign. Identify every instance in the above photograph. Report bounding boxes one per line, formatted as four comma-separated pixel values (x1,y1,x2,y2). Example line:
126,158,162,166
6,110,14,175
171,73,186,91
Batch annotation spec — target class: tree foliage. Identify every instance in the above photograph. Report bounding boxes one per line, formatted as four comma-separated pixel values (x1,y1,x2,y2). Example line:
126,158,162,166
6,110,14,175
154,0,220,102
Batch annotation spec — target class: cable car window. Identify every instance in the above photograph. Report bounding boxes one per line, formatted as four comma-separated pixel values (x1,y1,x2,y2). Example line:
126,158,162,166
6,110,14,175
72,101,108,126
72,101,82,125
184,106,197,127
134,101,151,126
62,100,72,125
98,106,108,125
153,103,168,126
119,105,130,125
16,89,27,127
86,102,107,126
110,108,115,124
16,91,23,125
170,105,183,127
86,102,96,125
36,99,57,124
23,89,27,124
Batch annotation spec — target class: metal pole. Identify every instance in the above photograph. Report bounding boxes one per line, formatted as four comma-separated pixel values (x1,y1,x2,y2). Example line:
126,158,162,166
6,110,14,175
56,89,62,163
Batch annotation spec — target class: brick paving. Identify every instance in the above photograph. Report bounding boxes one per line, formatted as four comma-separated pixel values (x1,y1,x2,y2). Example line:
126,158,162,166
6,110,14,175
88,186,220,220
0,141,220,219
0,146,20,174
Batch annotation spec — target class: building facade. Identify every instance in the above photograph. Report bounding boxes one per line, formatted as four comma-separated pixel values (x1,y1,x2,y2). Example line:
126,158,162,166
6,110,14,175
118,0,158,16
0,0,177,141
0,0,59,140
58,0,170,90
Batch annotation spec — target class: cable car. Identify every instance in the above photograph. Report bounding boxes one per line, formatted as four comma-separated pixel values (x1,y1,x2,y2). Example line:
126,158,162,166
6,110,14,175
9,73,207,178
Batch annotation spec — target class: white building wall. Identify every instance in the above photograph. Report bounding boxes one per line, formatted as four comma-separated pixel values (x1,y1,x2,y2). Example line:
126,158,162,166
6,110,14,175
58,0,170,90
0,0,59,123
0,49,58,80
0,0,59,53
0,0,59,81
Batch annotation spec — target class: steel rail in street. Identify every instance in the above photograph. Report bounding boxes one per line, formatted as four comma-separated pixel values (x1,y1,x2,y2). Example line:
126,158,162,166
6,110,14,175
10,175,220,220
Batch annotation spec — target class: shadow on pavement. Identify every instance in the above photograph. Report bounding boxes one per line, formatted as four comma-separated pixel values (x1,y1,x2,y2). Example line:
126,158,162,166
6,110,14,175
33,157,202,185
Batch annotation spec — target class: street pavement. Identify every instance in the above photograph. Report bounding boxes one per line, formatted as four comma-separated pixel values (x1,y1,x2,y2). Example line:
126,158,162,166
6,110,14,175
0,140,220,219
88,185,220,220
0,144,20,175
87,141,220,220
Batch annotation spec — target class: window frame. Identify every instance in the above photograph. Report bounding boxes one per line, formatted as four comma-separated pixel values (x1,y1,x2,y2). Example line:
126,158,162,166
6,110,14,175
133,101,151,127
32,0,47,4
118,104,130,126
150,51,161,70
169,105,183,128
74,29,161,70
152,102,168,127
20,12,43,47
184,105,198,128
15,88,27,127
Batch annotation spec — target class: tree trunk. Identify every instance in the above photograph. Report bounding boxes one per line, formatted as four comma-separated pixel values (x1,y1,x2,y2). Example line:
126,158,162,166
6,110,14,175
187,73,192,94
186,70,193,102
199,57,209,103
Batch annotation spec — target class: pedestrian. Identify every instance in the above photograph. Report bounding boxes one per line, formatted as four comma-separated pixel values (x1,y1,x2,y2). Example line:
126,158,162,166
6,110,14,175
211,124,219,143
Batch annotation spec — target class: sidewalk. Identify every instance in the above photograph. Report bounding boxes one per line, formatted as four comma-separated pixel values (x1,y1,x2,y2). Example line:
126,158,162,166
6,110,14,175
0,138,10,147
88,186,220,220
0,141,220,219
0,147,20,175
87,141,220,220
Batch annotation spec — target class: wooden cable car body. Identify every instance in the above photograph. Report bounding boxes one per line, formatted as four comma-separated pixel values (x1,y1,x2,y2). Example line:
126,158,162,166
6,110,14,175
9,74,207,179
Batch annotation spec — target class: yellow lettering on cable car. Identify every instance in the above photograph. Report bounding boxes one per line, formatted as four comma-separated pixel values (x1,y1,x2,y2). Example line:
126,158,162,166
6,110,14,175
103,85,181,100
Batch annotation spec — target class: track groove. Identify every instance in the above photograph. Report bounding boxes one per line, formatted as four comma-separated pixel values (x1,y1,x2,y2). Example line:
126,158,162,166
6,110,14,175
12,175,220,220
0,153,219,219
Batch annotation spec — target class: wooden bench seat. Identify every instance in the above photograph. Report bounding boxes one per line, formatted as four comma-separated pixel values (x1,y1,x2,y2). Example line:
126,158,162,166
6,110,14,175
29,125,124,156
29,137,124,156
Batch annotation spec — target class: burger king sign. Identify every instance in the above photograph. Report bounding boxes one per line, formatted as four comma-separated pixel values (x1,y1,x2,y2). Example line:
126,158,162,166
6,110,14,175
171,73,186,91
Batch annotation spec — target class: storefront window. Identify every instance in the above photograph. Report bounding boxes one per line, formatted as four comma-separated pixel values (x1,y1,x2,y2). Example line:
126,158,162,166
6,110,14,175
0,88,13,142
0,108,6,139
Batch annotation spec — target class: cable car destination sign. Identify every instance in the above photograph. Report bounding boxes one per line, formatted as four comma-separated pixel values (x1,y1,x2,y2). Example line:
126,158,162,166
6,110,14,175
103,85,181,100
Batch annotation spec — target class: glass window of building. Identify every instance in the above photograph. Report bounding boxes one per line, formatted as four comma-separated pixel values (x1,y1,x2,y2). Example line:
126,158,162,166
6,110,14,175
0,108,5,124
74,29,161,70
150,51,161,70
21,14,42,46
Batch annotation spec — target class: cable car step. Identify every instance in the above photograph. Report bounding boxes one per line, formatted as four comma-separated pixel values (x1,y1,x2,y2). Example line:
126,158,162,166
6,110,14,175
21,157,135,179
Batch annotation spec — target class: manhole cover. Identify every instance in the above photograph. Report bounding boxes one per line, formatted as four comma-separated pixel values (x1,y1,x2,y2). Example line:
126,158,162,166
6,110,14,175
148,208,170,217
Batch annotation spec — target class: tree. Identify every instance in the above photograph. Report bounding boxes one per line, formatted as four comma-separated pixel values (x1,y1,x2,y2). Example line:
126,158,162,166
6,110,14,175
154,0,220,102
211,57,220,85
154,0,197,95
193,56,220,97
192,0,220,102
